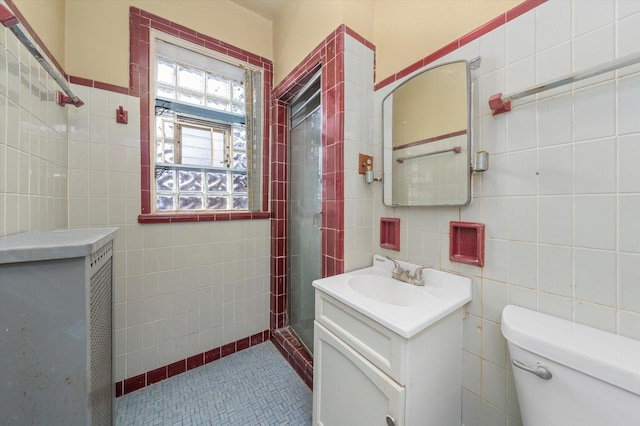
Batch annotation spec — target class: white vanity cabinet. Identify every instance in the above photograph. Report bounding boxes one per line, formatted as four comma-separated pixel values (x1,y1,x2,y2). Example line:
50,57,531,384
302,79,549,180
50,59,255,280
313,286,465,426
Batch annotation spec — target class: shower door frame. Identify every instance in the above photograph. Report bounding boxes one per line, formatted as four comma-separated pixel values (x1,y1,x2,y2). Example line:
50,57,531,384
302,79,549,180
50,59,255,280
270,27,348,387
286,72,323,354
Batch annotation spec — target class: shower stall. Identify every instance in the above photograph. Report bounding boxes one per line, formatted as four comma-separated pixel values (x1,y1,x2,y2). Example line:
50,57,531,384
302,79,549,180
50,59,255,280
287,73,322,354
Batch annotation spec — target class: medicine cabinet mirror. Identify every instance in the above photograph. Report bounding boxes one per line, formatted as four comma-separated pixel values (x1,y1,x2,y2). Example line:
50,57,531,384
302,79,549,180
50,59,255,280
382,60,471,206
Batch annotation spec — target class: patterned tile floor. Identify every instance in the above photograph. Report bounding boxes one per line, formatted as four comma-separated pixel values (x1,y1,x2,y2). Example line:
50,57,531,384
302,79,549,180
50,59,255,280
116,342,313,425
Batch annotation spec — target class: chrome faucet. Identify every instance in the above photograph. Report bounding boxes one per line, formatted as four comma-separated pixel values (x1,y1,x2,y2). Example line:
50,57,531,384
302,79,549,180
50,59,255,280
386,256,427,286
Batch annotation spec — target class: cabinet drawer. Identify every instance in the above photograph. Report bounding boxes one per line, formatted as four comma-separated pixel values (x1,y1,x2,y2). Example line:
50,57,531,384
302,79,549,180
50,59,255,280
315,290,405,382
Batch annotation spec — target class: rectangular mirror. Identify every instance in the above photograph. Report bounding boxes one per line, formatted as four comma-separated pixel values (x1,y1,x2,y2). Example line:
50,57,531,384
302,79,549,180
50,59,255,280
382,60,471,206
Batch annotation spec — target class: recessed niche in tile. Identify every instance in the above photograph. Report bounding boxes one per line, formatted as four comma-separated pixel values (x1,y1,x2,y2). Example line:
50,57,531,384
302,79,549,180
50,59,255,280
449,221,485,267
380,217,400,251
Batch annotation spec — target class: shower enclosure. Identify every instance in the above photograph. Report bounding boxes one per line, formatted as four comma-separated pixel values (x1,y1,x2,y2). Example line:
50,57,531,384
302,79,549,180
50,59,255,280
287,74,322,353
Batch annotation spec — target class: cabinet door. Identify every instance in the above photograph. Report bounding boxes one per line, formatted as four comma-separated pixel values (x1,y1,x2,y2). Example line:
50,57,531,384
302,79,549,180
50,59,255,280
313,322,405,426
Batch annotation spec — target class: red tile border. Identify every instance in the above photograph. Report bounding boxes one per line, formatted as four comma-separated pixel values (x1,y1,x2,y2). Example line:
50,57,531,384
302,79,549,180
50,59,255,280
506,0,547,21
115,330,270,397
137,211,270,223
271,328,313,389
375,0,548,90
68,75,131,95
167,359,186,378
130,6,273,223
204,348,221,363
187,353,204,370
123,373,145,394
221,342,236,358
146,366,167,385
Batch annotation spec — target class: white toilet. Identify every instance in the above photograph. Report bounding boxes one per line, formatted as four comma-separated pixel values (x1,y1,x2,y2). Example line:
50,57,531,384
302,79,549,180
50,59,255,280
501,305,640,426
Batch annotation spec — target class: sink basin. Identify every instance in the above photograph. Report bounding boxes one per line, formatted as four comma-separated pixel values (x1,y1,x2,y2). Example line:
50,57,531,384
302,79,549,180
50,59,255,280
313,255,472,338
348,274,431,307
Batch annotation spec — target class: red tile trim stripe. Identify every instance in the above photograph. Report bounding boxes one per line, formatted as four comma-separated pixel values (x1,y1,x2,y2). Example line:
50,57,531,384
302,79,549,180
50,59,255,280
117,330,270,397
271,328,313,389
392,129,468,151
374,0,548,90
138,211,270,223
68,75,130,95
130,6,273,222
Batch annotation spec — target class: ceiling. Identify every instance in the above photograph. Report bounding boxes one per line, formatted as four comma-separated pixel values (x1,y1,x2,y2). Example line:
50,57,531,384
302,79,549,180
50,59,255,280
230,0,288,21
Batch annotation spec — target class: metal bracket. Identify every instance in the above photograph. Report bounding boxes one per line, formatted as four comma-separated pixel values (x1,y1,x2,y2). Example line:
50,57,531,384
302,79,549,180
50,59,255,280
57,91,75,106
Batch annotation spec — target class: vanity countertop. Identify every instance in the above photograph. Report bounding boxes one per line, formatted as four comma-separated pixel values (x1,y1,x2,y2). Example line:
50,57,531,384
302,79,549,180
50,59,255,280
313,255,472,338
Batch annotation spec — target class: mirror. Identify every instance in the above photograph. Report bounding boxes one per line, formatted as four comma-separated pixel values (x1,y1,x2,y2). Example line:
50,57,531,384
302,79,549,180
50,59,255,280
382,60,471,206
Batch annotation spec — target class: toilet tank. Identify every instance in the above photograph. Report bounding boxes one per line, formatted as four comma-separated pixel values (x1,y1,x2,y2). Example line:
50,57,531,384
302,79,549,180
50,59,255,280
501,305,640,426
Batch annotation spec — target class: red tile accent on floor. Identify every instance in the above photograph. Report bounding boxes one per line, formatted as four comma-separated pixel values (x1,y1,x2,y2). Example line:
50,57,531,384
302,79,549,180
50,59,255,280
123,374,146,394
130,7,272,223
204,347,221,364
272,328,313,389
375,0,548,90
221,342,236,357
115,330,270,397
187,354,204,370
167,360,186,378
237,337,251,351
146,366,167,385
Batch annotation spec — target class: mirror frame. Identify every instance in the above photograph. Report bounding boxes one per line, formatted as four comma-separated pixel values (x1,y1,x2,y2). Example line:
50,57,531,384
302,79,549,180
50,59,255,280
382,60,472,207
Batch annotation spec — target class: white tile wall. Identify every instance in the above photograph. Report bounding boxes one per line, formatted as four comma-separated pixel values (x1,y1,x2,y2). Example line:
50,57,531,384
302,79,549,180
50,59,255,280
66,84,271,382
370,1,640,425
0,27,68,237
343,34,376,271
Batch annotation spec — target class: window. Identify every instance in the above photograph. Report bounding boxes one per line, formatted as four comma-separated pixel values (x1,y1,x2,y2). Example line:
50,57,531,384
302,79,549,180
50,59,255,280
150,37,263,213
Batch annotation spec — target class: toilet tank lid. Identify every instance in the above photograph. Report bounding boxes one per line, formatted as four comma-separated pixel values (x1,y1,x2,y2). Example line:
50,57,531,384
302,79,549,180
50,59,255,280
501,305,640,396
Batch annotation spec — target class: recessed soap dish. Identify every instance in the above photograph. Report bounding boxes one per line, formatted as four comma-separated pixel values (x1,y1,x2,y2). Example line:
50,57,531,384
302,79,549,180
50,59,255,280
380,217,400,251
449,221,485,267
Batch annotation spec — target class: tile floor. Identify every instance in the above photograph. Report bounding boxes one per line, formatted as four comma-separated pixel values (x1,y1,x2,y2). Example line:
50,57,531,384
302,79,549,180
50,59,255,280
116,342,313,425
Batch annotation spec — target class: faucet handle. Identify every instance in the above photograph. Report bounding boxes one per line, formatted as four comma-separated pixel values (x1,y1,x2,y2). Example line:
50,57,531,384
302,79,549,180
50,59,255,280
412,266,428,285
413,266,428,279
385,256,400,268
386,256,409,280
386,256,403,272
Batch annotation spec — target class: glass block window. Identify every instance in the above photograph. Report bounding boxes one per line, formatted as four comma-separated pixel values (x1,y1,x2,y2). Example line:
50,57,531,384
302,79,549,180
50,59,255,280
151,38,262,212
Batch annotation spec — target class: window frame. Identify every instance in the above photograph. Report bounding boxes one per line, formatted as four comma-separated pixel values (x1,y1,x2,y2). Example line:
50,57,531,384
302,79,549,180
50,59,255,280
150,32,257,214
133,20,272,223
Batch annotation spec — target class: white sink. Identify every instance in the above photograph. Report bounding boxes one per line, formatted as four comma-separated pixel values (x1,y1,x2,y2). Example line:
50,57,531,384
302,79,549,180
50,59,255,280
348,274,432,307
313,255,472,338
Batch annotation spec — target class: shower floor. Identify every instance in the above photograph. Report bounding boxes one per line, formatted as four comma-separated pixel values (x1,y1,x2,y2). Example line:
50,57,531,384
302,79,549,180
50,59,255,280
116,342,312,425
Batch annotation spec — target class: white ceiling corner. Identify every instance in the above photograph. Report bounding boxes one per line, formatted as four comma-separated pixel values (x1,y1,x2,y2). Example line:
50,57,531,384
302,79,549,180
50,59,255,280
229,0,288,21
